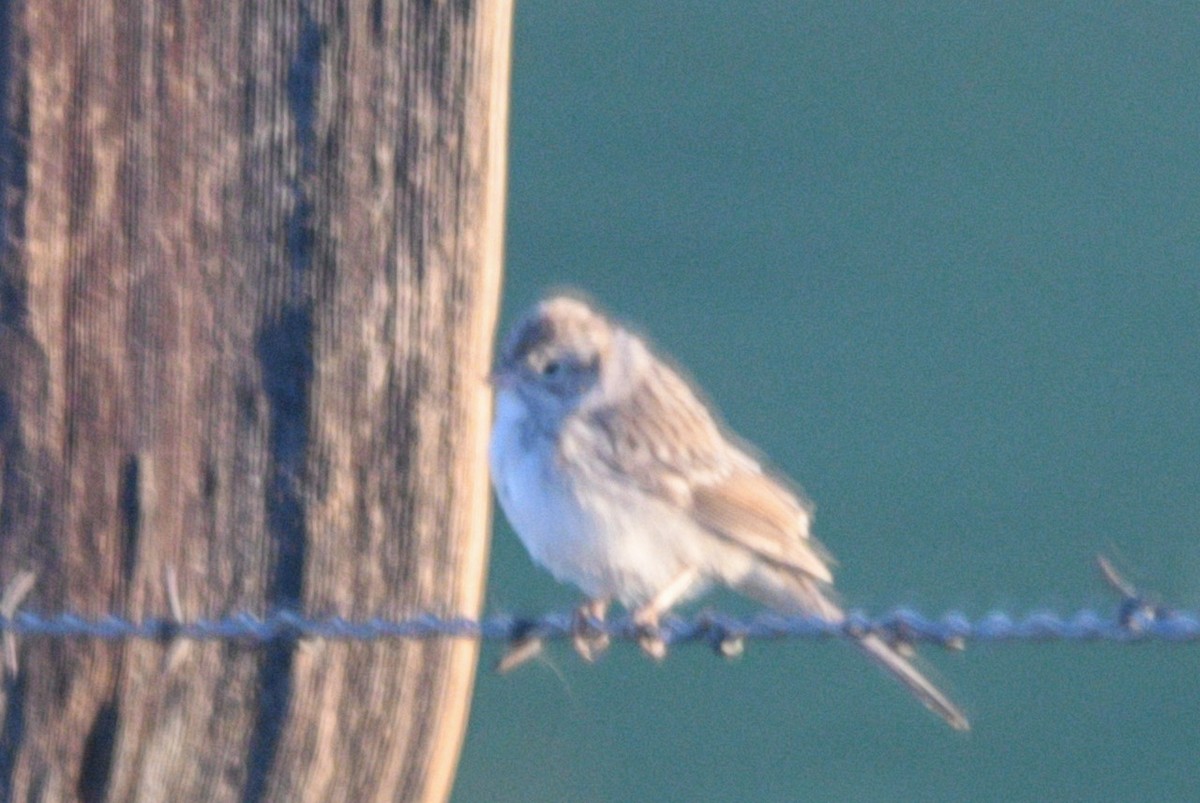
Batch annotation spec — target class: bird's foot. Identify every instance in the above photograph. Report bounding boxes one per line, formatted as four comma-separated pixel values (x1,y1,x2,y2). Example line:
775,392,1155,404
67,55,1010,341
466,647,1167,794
632,607,667,661
572,598,611,662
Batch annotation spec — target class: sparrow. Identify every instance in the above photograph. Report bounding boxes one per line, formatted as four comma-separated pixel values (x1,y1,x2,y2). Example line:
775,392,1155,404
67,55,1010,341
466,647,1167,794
489,294,968,731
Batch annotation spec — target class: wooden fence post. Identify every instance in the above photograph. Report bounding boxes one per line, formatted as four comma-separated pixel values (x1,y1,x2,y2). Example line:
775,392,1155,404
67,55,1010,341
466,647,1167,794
0,1,511,800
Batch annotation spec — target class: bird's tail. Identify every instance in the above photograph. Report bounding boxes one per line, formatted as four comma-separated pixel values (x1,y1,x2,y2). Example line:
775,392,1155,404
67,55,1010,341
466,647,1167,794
851,630,969,731
739,570,970,731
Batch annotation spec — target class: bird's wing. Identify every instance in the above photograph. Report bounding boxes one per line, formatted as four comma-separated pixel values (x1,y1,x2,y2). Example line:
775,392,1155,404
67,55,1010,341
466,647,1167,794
690,470,832,584
575,357,833,583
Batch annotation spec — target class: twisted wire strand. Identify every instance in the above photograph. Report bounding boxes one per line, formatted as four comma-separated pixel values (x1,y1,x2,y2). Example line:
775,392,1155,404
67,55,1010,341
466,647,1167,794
0,559,1191,656
0,606,1194,647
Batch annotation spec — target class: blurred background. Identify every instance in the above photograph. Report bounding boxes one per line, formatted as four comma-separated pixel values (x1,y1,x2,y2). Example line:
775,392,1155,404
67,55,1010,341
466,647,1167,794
456,3,1199,800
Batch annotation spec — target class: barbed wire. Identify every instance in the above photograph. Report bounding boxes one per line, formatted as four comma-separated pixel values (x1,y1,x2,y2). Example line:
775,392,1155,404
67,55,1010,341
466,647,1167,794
0,558,1193,672
0,606,1195,644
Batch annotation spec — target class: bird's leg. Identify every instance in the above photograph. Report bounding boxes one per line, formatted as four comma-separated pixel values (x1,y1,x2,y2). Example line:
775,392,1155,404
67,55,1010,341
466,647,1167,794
632,566,700,660
571,597,610,662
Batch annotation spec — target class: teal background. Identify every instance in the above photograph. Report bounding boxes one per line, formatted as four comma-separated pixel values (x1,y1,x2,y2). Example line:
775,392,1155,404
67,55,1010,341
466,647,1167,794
456,4,1200,801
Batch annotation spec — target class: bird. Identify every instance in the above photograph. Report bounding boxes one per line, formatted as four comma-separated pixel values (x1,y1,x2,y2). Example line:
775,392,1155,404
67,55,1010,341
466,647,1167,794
488,294,969,731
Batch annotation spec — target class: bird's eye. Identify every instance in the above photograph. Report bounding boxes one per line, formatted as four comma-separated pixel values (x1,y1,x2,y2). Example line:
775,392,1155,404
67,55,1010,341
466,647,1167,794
541,360,561,377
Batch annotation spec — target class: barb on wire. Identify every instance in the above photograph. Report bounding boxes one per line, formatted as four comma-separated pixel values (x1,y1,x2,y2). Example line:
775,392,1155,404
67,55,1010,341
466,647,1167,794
1095,554,1175,633
1,570,36,678
161,565,191,672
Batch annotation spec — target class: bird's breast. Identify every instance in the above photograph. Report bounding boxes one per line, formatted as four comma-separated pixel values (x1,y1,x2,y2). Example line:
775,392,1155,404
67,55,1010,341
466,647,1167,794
489,391,711,605
489,391,595,583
